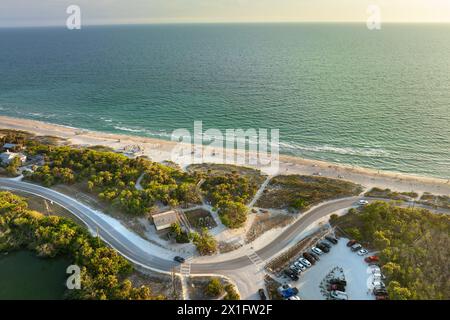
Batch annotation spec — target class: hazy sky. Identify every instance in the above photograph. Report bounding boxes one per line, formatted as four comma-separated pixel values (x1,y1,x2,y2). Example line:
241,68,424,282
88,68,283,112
1,0,449,27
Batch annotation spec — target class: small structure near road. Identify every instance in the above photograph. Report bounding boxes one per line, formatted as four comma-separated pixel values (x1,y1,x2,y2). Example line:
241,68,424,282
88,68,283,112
0,150,27,165
151,210,179,231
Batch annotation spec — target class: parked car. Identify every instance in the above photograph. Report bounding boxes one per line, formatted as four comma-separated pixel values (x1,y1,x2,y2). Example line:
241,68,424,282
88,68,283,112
308,251,320,261
365,256,380,263
311,247,323,255
290,265,301,274
298,258,312,268
258,289,267,300
302,252,316,265
325,236,338,244
174,256,185,263
294,261,307,271
283,270,299,281
376,295,389,300
330,290,348,300
316,243,330,253
329,284,346,292
357,249,369,256
351,243,362,252
347,239,357,247
288,295,301,300
319,241,332,249
330,278,347,286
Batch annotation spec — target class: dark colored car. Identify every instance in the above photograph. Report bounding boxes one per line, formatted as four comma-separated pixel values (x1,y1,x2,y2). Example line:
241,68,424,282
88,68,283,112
302,252,316,265
320,241,332,249
283,270,299,281
347,239,357,247
308,251,320,261
330,278,347,286
316,243,330,253
174,256,185,263
325,236,338,244
258,289,267,300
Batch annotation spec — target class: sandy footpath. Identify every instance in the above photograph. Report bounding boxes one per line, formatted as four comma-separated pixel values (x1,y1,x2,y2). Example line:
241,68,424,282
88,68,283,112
1,115,449,196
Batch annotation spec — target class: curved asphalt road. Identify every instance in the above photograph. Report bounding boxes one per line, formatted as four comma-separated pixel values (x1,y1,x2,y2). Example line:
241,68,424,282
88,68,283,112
0,178,372,274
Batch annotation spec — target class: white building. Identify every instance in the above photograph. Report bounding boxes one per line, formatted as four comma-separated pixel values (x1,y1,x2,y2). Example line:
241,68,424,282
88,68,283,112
0,151,27,165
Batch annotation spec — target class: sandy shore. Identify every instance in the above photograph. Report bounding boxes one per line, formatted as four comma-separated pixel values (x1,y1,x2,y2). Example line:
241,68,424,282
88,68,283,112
1,115,449,196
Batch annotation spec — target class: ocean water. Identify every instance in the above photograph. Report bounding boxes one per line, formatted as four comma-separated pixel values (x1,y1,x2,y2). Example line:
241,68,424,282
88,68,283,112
0,24,449,178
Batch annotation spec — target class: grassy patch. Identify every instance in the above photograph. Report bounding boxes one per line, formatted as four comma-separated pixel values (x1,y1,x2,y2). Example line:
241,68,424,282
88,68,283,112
419,193,450,210
365,187,418,200
256,175,363,211
184,208,217,230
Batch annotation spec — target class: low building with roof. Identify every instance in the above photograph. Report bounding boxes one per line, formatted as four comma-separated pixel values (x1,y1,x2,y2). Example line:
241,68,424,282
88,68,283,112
151,210,179,231
0,150,27,165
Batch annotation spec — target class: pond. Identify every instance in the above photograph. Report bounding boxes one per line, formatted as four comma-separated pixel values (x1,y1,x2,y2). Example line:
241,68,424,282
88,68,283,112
0,251,70,300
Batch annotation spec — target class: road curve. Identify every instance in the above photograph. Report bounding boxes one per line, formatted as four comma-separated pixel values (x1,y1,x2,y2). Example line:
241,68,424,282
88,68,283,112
0,178,360,274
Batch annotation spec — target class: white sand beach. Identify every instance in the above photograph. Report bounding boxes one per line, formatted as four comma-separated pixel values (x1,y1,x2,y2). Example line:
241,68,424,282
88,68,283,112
1,115,449,196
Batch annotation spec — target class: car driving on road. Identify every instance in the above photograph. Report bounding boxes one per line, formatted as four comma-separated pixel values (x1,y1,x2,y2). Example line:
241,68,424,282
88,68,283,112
174,256,185,263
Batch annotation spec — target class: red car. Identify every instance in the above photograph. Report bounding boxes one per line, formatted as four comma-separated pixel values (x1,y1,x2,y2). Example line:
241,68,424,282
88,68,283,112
376,295,389,300
365,256,379,263
346,239,357,247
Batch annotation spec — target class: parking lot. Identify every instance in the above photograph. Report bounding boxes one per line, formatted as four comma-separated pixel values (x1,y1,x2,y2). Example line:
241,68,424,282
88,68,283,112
293,238,375,300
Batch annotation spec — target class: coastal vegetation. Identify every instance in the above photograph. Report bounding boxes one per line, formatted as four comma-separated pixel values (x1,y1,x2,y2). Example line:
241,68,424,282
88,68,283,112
191,228,218,255
256,175,363,211
419,193,450,210
364,187,418,201
331,201,450,300
188,164,264,229
25,145,201,215
0,191,163,300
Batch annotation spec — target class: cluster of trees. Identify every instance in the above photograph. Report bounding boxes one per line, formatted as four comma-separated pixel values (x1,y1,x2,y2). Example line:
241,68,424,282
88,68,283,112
331,201,450,300
205,277,224,297
170,222,190,244
201,174,257,228
26,145,200,215
0,191,163,300
191,228,218,256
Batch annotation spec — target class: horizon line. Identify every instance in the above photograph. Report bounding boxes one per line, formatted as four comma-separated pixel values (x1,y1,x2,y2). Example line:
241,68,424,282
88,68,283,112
1,20,450,29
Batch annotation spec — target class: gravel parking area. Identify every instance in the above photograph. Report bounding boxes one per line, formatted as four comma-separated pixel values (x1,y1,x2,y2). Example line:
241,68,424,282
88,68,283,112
294,238,375,300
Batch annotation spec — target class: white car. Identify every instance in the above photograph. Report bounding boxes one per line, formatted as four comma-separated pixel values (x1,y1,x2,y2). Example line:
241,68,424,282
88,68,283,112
358,200,369,206
298,258,312,268
288,295,301,300
294,261,306,271
311,247,323,255
330,290,348,300
357,249,369,256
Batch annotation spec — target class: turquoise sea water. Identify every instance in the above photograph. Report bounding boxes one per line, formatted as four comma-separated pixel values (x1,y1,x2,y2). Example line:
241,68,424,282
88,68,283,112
0,24,449,178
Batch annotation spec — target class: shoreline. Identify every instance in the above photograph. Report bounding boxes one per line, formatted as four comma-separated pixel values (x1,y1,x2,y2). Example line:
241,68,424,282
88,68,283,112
1,115,449,196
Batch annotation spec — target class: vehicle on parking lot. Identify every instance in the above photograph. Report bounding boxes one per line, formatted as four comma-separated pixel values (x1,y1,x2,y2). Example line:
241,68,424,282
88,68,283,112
325,236,338,244
319,241,332,249
174,256,185,263
288,295,301,300
329,283,346,292
294,261,307,271
358,199,369,206
365,255,380,263
258,289,267,300
290,265,301,274
330,290,348,300
351,243,362,252
316,243,330,253
357,249,369,256
311,247,323,255
298,258,312,268
346,239,357,247
330,278,347,286
302,252,316,264
308,251,320,261
283,269,299,281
